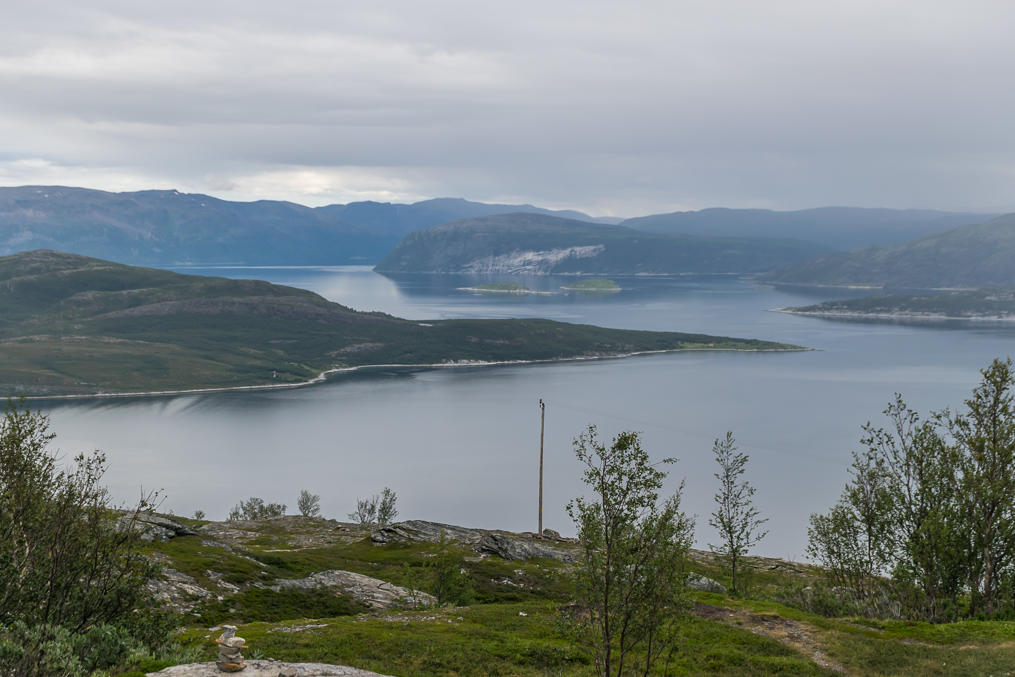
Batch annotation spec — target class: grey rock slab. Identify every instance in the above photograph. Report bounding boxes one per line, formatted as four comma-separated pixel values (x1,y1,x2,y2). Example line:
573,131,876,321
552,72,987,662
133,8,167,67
119,512,198,542
371,520,577,563
147,568,213,613
476,533,576,563
147,660,391,676
371,520,487,546
270,570,435,609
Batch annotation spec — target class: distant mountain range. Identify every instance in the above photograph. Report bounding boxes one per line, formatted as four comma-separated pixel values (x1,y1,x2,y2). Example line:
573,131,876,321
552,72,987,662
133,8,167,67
0,250,798,395
762,213,1015,290
0,185,995,268
623,207,992,250
0,186,616,265
374,213,829,275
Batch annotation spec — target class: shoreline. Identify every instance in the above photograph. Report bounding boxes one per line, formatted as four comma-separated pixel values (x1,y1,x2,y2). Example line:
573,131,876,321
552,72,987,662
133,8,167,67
771,308,1015,322
456,286,555,295
22,345,807,402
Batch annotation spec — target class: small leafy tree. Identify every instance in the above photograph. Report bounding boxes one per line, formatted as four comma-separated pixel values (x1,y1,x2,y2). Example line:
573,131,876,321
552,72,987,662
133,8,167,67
948,357,1015,618
193,509,205,520
807,448,894,600
348,496,378,525
427,533,473,606
709,432,768,596
567,425,693,676
377,487,398,525
0,400,171,674
297,489,321,518
228,496,286,520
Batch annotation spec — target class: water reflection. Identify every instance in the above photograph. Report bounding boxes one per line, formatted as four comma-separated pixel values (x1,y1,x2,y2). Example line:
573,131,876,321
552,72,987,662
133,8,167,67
46,267,1015,560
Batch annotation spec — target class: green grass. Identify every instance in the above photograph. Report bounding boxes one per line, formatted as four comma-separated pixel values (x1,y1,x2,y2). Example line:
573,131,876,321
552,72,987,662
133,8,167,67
196,588,368,625
137,518,1015,676
175,602,832,676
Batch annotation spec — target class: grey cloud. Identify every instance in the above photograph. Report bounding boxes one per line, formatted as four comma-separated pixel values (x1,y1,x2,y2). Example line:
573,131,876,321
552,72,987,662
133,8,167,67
1,1,1014,215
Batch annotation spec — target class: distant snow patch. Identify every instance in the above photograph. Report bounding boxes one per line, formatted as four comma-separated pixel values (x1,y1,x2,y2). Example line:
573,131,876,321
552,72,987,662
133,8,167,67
462,245,604,274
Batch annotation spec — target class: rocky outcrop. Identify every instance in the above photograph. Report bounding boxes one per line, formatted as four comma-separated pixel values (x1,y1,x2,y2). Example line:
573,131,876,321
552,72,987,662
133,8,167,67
686,574,727,594
270,570,435,609
371,520,576,563
476,533,576,563
120,513,198,542
147,660,391,676
371,520,486,546
148,568,214,613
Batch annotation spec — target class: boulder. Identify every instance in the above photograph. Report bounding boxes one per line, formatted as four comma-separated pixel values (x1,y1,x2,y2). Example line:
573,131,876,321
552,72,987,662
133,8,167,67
147,568,213,613
147,660,391,676
371,520,576,563
120,512,198,542
686,574,727,594
476,533,576,563
270,570,435,609
370,520,485,546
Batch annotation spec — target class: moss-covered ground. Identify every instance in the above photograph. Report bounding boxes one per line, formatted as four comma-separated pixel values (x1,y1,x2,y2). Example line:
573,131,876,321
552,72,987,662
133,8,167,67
132,517,1015,676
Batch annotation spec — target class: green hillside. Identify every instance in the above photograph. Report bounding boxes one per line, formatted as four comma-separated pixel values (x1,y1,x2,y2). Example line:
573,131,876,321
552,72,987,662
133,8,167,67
762,213,1015,289
374,213,827,275
123,514,1015,676
0,250,800,396
622,206,989,250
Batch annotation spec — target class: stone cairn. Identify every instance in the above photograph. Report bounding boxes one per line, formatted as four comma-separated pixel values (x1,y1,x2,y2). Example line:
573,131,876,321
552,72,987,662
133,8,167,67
215,625,247,673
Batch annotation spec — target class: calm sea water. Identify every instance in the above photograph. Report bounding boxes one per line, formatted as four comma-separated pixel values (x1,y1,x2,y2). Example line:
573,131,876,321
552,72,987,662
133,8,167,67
36,267,1015,559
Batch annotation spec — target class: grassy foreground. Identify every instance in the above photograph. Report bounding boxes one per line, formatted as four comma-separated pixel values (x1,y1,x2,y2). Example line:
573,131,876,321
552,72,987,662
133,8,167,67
128,516,1015,676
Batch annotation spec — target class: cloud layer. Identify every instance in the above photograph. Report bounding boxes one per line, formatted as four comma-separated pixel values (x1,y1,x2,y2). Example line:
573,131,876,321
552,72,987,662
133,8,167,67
2,1,1013,215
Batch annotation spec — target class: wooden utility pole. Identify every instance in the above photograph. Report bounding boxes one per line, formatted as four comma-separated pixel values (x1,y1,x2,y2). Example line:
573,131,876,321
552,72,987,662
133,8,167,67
538,398,545,537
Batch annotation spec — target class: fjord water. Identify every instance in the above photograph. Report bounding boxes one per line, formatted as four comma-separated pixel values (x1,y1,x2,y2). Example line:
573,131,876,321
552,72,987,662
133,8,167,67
37,267,1015,558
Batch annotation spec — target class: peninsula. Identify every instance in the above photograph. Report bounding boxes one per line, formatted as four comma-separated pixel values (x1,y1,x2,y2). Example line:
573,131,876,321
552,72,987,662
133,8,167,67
778,287,1015,322
0,250,803,396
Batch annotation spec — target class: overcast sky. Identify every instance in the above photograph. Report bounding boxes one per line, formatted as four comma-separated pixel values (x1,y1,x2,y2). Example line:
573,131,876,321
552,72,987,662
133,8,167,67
1,1,1014,216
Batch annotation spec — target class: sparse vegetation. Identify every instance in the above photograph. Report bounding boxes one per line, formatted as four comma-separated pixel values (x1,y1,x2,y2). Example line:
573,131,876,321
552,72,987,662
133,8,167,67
0,401,179,675
297,490,321,518
347,487,398,526
377,487,398,526
566,425,694,675
709,431,768,597
347,496,377,525
808,357,1015,622
228,496,287,521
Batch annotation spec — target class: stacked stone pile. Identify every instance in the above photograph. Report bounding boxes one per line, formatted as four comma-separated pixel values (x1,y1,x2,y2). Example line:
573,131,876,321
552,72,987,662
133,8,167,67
215,626,247,672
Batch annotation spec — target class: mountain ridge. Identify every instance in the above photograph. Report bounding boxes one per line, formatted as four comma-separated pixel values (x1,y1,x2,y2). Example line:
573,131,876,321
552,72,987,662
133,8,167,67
0,186,614,266
0,185,997,267
621,206,993,250
761,212,1015,289
374,212,829,275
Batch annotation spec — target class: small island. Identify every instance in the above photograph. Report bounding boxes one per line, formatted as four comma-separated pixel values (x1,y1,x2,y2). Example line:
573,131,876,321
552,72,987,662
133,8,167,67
562,278,621,292
457,282,553,295
776,287,1015,322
